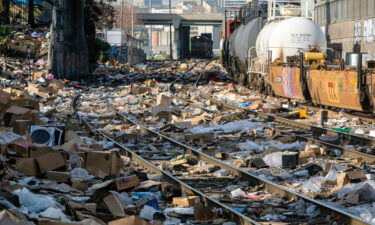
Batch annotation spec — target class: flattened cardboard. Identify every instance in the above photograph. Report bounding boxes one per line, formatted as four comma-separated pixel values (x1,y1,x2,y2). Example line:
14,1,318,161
47,171,70,183
103,194,126,218
108,216,151,225
116,175,140,191
346,170,367,181
36,151,66,173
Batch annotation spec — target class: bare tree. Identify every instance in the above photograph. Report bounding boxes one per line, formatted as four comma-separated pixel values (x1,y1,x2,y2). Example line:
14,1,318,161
115,2,142,35
48,0,88,79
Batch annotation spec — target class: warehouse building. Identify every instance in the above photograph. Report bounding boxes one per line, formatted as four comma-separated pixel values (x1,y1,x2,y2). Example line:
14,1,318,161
315,0,375,62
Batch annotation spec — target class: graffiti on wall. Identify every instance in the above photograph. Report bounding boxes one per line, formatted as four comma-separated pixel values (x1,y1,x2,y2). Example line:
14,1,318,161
354,21,362,44
354,19,375,44
364,19,375,43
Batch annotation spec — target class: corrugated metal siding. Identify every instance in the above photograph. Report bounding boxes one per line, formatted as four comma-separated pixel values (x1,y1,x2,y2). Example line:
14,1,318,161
315,0,375,25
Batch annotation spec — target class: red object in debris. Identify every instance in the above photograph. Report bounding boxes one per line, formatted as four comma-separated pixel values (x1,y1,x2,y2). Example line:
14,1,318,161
72,84,86,89
227,83,235,88
209,75,218,82
242,194,267,200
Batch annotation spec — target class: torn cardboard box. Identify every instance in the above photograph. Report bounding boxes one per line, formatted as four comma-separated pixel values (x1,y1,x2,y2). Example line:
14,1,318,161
36,151,66,173
15,158,41,176
85,151,123,178
3,106,32,127
172,196,200,207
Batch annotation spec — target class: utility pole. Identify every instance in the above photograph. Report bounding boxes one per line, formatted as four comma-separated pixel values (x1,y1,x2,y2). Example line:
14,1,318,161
169,0,173,59
131,0,134,36
120,0,124,44
149,0,153,59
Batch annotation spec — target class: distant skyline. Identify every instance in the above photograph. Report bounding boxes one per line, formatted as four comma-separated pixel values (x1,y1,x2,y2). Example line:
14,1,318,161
107,0,248,9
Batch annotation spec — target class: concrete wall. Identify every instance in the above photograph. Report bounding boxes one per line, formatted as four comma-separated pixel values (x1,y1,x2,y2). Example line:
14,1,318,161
315,0,375,62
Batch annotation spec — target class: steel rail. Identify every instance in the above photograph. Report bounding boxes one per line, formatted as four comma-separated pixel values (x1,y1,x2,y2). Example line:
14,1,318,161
197,94,375,163
115,111,371,225
200,94,375,148
73,94,260,225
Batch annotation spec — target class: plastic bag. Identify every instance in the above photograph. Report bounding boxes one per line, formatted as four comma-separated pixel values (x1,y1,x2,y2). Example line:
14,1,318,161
231,188,246,198
40,207,70,222
262,152,283,168
13,188,57,213
213,169,230,177
70,168,93,182
164,207,194,215
301,177,325,194
139,205,159,220
68,152,81,169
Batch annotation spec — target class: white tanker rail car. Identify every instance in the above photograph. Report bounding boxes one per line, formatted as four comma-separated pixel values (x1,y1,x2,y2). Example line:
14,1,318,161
222,0,375,113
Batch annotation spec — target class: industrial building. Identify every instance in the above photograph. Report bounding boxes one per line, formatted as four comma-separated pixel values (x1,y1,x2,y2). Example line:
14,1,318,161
315,0,375,61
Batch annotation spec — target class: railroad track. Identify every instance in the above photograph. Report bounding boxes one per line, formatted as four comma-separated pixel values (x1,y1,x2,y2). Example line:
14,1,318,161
74,97,374,225
73,96,372,224
71,60,375,224
198,94,375,160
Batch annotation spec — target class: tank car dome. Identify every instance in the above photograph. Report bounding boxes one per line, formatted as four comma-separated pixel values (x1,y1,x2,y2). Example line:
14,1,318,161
256,17,327,63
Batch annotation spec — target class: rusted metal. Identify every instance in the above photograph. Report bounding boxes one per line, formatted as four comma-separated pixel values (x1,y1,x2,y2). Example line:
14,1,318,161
268,66,306,100
367,73,375,113
308,70,363,111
